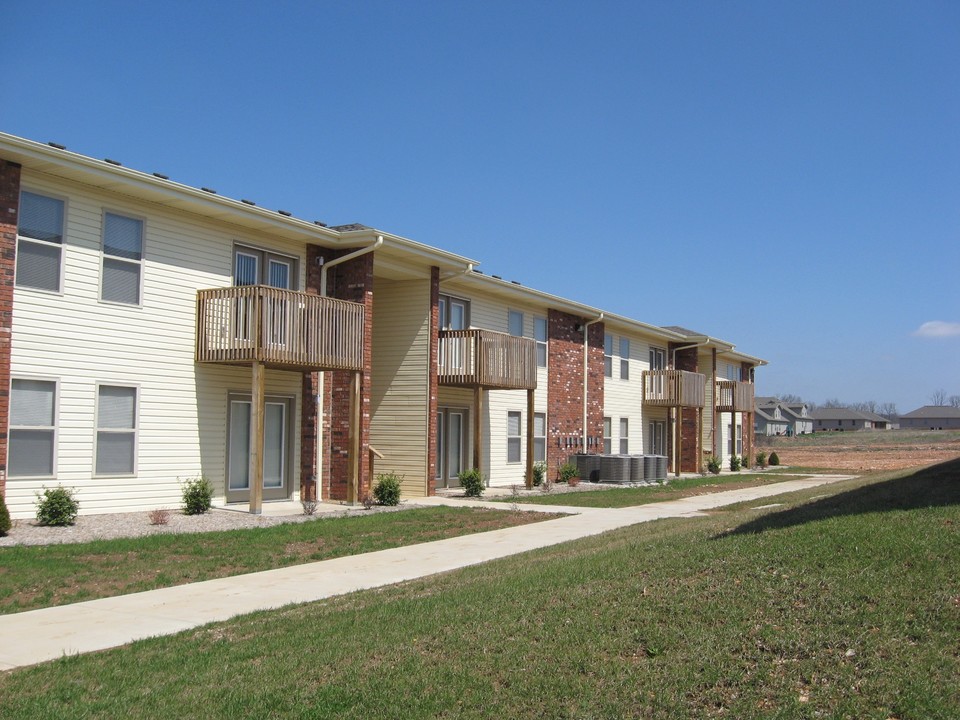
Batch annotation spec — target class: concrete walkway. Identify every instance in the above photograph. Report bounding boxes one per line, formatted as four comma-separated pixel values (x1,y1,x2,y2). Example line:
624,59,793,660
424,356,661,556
0,474,851,671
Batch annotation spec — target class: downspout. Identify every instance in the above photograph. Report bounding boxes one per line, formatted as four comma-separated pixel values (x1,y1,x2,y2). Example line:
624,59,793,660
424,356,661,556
314,236,384,503
582,313,604,453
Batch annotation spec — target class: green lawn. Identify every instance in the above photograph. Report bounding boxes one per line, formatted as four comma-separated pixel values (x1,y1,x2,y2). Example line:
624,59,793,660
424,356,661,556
503,472,781,507
2,459,957,718
0,507,557,614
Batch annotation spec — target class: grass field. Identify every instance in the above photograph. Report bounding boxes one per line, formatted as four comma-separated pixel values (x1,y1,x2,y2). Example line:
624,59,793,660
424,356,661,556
1,459,956,718
0,507,557,614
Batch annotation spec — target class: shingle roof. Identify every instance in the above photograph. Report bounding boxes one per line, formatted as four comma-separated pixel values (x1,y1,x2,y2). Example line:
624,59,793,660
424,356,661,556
661,325,703,337
900,405,960,419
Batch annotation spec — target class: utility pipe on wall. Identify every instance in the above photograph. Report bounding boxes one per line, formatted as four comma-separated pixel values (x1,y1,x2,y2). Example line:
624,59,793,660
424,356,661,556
313,236,383,503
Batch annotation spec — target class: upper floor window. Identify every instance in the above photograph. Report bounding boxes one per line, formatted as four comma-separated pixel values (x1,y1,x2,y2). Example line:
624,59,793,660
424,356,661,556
101,212,143,305
726,364,742,381
508,310,524,337
619,338,630,380
9,378,57,478
439,294,469,330
234,245,297,289
604,334,614,377
16,191,64,292
534,316,547,368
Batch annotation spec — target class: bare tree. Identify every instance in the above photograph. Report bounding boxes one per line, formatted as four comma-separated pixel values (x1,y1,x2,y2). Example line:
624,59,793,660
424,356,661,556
950,395,960,408
930,389,947,406
850,400,877,413
878,402,899,419
822,398,847,409
778,394,804,404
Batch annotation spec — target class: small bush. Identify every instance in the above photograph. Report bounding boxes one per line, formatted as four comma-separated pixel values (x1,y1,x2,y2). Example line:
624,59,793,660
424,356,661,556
148,508,171,526
459,468,485,498
532,461,546,487
301,500,318,516
181,476,214,515
755,451,768,468
35,486,79,526
0,493,11,536
706,456,722,475
373,473,402,506
558,462,579,484
769,451,780,466
361,493,375,510
729,455,741,472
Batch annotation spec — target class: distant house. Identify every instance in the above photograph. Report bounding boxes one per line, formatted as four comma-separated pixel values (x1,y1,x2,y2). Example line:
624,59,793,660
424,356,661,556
811,408,892,431
755,397,814,436
899,406,960,430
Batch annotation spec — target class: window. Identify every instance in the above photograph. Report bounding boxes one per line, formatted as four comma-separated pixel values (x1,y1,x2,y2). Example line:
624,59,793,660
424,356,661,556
9,379,57,477
620,338,630,380
508,310,524,337
439,294,469,330
727,423,743,455
234,245,297,289
96,385,138,475
619,418,629,454
603,417,612,454
507,411,522,463
16,191,64,292
649,347,666,370
534,316,547,368
101,212,143,304
604,334,614,378
726,364,741,381
534,412,546,462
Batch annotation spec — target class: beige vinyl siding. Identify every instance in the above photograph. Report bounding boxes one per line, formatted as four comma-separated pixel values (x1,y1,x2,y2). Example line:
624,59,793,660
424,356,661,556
7,170,306,518
369,278,432,496
702,349,716,460
602,333,646,456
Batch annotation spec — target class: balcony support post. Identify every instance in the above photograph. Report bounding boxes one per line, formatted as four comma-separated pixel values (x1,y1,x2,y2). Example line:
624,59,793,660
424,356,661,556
525,388,535,490
249,360,265,515
473,386,484,475
675,405,682,478
347,371,360,505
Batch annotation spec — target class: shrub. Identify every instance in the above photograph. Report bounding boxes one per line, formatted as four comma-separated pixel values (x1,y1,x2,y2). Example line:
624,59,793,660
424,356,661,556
706,456,722,475
558,462,579,484
769,451,780,466
148,508,171,526
301,500,318,516
373,473,402,506
532,461,546,487
729,455,741,472
35,486,79,526
361,493,375,510
755,451,768,468
181,476,214,515
0,493,11,536
459,468,485,498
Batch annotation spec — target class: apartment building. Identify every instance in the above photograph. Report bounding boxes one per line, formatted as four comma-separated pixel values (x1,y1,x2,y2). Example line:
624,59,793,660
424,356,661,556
0,132,764,518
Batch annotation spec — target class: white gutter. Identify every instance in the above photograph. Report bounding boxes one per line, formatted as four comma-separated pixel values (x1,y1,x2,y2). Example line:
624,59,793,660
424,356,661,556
582,312,604,452
314,235,383,503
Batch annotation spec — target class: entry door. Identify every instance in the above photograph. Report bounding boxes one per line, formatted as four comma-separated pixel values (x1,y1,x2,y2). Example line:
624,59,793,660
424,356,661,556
227,395,293,503
436,408,467,488
648,420,666,455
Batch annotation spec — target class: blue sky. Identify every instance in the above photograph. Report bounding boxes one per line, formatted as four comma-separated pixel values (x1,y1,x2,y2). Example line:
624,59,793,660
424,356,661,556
4,1,958,412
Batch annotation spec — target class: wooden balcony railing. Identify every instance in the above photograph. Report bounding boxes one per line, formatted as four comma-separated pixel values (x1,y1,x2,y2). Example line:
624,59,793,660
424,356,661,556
642,369,706,408
196,286,364,371
715,379,755,412
438,329,537,390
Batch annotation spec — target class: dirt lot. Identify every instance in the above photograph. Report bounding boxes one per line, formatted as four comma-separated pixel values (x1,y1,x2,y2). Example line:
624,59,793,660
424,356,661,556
758,429,960,471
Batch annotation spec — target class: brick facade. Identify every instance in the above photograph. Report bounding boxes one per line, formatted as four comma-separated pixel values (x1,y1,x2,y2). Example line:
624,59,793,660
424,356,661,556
0,161,19,497
671,344,700,473
546,309,604,481
301,244,374,502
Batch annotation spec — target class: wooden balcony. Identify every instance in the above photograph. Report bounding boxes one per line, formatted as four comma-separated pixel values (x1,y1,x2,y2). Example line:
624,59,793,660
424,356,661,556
642,369,706,408
715,379,754,413
196,286,364,372
438,329,537,390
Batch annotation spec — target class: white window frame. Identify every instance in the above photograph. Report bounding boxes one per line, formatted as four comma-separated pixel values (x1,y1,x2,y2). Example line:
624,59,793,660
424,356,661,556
508,309,524,337
533,412,547,462
16,189,67,295
534,316,547,368
620,338,630,380
233,244,300,289
8,376,59,479
94,383,139,477
507,410,522,464
603,416,612,455
100,209,145,306
650,347,666,370
604,334,614,378
619,417,629,454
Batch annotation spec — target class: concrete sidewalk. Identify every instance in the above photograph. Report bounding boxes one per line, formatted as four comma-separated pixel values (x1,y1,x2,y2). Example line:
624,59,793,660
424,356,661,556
0,475,851,671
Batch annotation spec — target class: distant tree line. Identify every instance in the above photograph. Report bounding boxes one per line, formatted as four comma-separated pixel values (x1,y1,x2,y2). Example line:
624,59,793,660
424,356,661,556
929,389,960,407
775,390,960,417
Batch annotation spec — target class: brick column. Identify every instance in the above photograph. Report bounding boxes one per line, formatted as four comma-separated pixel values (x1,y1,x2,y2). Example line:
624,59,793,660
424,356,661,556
672,344,700,473
0,161,20,497
426,267,439,495
546,310,603,481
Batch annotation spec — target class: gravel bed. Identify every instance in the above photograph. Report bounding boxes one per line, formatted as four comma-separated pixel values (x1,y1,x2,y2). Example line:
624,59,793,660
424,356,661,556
0,503,416,548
